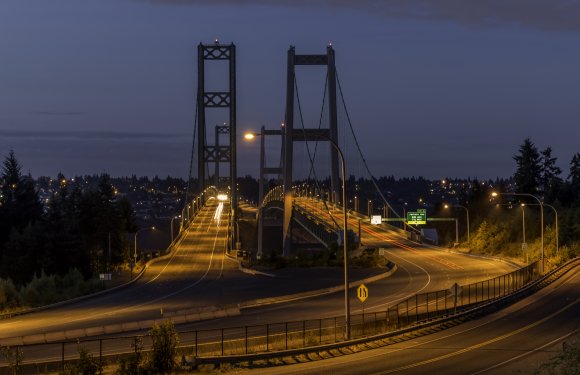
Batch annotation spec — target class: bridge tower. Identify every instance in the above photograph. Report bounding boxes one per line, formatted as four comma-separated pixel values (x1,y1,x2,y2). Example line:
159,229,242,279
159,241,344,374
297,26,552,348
197,42,237,250
282,45,340,257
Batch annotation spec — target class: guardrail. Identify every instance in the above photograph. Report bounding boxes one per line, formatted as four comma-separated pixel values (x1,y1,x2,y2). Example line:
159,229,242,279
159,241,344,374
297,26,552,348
2,259,561,371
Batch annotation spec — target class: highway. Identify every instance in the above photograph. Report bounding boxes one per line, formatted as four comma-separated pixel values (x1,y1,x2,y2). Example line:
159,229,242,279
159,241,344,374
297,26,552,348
0,196,525,369
175,198,517,330
251,260,580,375
0,197,234,339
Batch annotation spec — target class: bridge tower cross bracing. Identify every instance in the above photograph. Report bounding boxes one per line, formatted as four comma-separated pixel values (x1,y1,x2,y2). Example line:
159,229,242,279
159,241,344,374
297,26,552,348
282,45,340,257
197,42,237,250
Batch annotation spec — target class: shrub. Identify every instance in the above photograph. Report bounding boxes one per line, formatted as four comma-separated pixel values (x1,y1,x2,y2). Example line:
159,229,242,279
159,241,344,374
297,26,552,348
60,347,101,375
148,320,179,374
0,279,20,311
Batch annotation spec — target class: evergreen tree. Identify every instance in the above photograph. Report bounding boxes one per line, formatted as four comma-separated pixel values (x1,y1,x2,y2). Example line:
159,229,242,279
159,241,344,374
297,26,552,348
0,151,42,279
513,138,541,194
540,147,562,202
569,153,580,191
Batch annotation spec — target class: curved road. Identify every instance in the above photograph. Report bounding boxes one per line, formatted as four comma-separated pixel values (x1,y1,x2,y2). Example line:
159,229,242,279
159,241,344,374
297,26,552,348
0,196,523,369
0,197,233,340
252,261,580,375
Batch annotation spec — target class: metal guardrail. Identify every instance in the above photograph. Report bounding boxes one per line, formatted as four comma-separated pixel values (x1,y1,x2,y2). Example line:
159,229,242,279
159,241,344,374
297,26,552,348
2,259,560,370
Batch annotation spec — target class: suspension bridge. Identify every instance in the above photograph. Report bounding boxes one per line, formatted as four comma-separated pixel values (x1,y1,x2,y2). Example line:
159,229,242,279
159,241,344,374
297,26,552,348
0,41,579,373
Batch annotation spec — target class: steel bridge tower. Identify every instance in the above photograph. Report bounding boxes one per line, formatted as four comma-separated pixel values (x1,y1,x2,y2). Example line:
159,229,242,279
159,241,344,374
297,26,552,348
282,45,340,257
197,42,237,250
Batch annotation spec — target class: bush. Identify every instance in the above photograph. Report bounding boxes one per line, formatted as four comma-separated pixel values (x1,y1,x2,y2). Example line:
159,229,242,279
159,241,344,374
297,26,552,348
0,279,20,311
148,320,179,374
116,337,144,375
535,336,580,374
61,347,101,375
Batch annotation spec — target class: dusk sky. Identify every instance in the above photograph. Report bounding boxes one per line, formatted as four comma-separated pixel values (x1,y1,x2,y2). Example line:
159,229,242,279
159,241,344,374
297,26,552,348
1,0,579,180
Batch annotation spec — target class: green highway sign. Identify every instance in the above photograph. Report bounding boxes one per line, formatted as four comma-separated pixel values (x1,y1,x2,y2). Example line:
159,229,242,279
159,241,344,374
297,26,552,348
407,211,427,225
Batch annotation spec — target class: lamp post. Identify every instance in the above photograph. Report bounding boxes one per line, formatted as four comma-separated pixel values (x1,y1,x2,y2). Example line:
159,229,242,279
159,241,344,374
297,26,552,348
444,204,470,243
521,204,527,263
244,130,351,340
492,192,544,273
134,226,155,266
524,203,558,255
244,127,283,259
170,215,181,243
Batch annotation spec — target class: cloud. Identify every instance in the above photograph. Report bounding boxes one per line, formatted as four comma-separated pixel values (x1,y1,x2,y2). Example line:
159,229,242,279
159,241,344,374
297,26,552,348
147,0,580,32
0,129,190,142
28,111,83,116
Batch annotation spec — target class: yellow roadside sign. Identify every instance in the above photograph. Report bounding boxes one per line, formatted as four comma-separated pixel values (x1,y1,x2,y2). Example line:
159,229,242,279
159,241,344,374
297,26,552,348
357,283,369,303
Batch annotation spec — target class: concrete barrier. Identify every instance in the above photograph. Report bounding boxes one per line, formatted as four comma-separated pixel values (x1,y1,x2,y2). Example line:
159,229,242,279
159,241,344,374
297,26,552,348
22,334,45,345
240,264,398,309
121,322,140,332
64,329,85,340
44,331,64,342
104,324,123,335
85,326,105,336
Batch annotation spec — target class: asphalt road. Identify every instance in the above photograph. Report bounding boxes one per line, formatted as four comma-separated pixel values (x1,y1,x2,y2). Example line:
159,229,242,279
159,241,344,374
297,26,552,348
0,198,233,340
249,262,580,375
0,196,524,369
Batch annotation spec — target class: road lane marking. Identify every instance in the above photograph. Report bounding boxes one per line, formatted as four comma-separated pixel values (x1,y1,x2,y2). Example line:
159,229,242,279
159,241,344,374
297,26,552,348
370,297,580,374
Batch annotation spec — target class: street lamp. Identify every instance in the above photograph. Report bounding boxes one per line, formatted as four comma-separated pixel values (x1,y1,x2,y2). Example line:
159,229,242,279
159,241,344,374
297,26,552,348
523,203,559,255
444,203,470,243
170,215,181,242
492,192,544,273
244,130,351,340
443,204,459,245
134,226,155,265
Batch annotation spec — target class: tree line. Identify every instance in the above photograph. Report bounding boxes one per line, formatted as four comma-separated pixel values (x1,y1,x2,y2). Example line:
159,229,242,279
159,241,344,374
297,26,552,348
0,151,137,287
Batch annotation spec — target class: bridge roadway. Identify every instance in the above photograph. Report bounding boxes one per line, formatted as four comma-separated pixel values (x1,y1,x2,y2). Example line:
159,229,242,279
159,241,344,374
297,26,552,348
0,197,234,340
251,260,580,375
168,198,516,333
0,196,519,367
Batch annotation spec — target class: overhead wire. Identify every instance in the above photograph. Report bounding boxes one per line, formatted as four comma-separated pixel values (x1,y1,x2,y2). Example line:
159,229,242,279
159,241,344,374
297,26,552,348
336,70,419,232
294,75,339,229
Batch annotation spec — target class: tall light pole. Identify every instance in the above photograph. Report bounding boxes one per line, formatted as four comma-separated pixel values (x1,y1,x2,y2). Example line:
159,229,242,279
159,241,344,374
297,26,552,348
170,215,181,243
521,204,527,263
525,203,558,255
445,204,470,243
245,130,351,340
134,226,155,266
492,192,544,273
243,126,283,259
443,204,459,246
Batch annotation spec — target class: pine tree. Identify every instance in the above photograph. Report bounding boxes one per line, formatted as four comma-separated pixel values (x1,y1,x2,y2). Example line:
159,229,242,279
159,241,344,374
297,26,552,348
568,153,580,206
540,147,562,202
513,138,541,194
0,151,42,255
569,153,580,189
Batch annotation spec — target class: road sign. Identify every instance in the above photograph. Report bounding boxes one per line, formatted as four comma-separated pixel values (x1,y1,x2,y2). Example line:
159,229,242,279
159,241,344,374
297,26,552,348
357,283,369,303
371,215,382,225
99,273,112,281
407,211,427,225
449,282,462,296
521,243,528,251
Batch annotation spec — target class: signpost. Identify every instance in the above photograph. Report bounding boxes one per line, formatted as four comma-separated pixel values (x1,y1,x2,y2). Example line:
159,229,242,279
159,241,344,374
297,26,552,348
406,210,427,225
370,215,382,225
449,283,462,313
357,283,368,303
357,284,368,334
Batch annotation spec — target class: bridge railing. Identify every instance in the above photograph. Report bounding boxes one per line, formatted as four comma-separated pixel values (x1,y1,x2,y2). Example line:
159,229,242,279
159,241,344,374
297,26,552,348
2,260,552,370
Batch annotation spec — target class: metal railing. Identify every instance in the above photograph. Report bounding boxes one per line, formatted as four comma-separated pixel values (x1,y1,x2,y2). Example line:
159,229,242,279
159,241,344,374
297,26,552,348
0,260,544,370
